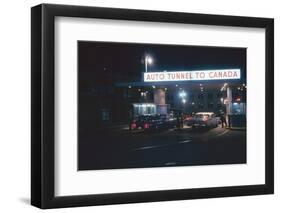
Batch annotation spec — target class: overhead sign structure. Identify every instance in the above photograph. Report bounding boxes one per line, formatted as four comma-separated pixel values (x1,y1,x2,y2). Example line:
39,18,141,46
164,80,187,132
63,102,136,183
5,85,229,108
143,69,241,82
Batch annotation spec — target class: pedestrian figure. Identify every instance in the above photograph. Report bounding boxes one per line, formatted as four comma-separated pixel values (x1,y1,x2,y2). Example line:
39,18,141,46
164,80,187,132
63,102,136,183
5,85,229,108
220,114,227,128
180,113,184,129
176,114,180,129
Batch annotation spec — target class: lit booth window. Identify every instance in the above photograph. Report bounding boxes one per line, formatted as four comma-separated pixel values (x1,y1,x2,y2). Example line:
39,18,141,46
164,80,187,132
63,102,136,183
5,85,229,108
232,102,246,115
132,103,156,116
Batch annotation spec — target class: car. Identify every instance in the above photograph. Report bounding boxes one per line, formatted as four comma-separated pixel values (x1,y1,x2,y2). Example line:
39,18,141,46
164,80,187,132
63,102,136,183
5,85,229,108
143,114,177,131
214,114,222,125
192,112,218,128
184,114,194,126
130,115,151,130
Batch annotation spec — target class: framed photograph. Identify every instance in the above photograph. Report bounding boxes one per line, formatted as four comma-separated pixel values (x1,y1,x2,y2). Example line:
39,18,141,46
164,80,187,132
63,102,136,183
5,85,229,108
31,4,274,209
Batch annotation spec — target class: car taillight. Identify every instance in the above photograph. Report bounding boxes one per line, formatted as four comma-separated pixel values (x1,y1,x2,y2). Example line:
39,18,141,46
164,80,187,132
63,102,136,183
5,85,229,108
143,123,149,129
131,123,137,129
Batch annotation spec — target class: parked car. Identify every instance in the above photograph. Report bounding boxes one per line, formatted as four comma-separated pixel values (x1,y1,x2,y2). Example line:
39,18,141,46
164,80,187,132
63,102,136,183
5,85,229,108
143,114,177,131
214,114,222,125
130,114,177,131
192,112,218,128
184,114,194,126
130,115,151,130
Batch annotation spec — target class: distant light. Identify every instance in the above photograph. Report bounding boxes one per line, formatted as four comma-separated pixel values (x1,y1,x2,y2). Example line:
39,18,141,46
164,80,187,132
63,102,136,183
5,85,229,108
138,89,141,92
147,56,153,64
182,99,186,104
176,84,178,87
233,102,238,105
243,83,245,87
152,85,156,89
165,88,168,91
179,91,187,98
128,86,131,89
220,98,224,102
192,102,195,105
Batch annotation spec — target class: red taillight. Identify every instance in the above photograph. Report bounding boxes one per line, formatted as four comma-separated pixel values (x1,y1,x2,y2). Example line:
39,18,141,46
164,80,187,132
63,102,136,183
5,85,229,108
143,123,149,129
131,123,137,129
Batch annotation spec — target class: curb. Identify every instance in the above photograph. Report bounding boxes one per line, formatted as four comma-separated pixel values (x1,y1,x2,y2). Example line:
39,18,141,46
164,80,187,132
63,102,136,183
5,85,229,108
226,127,246,131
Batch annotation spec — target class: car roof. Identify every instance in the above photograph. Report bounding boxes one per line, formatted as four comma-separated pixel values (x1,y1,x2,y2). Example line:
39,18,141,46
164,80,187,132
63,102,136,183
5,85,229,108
195,112,214,115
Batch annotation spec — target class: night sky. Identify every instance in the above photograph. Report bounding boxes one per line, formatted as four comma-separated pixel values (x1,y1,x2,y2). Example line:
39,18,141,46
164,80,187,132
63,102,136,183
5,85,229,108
78,41,246,89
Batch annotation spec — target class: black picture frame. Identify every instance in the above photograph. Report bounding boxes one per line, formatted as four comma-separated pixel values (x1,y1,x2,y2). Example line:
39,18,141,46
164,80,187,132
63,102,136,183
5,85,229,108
31,3,274,209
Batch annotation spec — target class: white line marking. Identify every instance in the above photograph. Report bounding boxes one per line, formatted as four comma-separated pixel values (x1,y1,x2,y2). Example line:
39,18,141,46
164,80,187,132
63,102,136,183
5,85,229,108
216,129,229,137
135,146,155,150
133,144,167,151
179,139,192,144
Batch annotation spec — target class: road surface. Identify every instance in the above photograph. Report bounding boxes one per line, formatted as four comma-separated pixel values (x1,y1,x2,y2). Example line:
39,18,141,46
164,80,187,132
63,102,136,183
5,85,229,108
79,125,246,170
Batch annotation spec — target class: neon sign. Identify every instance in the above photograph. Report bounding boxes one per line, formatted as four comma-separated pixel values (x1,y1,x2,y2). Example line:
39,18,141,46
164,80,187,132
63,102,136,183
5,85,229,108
143,69,241,82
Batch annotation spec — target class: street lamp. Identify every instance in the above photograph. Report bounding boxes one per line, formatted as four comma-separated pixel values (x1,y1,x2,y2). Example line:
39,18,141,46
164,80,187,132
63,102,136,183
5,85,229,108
179,91,187,98
179,90,187,109
145,55,153,72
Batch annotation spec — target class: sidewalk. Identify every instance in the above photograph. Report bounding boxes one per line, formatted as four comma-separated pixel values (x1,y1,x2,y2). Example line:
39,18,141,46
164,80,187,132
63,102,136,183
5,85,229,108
226,126,246,131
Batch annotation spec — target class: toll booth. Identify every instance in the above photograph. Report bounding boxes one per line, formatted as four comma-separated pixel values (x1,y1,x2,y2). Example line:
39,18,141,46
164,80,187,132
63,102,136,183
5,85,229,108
225,86,246,128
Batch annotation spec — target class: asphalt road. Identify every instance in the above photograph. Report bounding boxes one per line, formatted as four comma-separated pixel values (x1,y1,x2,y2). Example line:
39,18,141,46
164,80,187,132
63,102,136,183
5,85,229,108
78,125,246,170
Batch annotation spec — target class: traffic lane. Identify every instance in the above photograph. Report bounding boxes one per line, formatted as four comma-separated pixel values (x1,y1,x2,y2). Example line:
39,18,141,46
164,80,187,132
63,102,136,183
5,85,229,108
126,127,230,149
79,123,227,150
78,127,185,170
79,126,246,170
79,127,233,166
125,129,246,168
